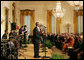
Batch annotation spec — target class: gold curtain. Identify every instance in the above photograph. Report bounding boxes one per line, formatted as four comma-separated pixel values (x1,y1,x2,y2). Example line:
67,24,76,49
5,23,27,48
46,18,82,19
20,10,24,27
20,10,35,35
74,10,83,33
47,10,61,34
47,10,52,34
74,11,78,33
78,10,83,15
56,18,61,34
30,10,35,35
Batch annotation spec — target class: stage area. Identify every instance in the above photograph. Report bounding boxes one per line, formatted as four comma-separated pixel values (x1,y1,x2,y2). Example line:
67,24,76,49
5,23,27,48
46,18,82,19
18,44,69,59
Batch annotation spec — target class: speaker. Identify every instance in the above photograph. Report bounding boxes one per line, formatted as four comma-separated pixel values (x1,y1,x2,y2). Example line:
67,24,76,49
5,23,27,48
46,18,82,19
11,23,16,30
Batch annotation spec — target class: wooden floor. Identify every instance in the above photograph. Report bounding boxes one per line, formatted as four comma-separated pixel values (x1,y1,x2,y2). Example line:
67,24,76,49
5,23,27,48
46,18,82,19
52,46,69,59
18,44,52,59
18,44,69,59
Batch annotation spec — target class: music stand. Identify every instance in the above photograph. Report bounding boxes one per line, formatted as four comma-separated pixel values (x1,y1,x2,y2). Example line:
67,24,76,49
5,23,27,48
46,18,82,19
42,34,50,58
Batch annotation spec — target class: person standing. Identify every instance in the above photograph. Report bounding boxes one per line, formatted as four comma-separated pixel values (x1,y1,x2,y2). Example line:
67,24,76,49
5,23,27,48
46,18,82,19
23,25,28,47
19,26,24,35
33,22,41,58
19,26,24,48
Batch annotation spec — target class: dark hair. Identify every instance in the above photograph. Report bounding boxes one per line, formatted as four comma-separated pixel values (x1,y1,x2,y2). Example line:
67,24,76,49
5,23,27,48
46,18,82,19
5,30,8,33
36,22,39,26
24,25,27,27
21,26,23,28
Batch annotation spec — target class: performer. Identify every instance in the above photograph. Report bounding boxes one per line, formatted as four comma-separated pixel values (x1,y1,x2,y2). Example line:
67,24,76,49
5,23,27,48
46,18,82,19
19,26,24,35
2,30,9,39
19,26,24,48
33,22,41,58
9,30,14,38
23,25,28,47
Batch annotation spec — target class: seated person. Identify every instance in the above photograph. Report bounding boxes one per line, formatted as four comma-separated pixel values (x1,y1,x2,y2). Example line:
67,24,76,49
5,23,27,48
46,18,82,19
9,30,14,37
62,35,74,54
73,35,80,49
70,34,83,59
70,42,83,59
2,30,8,39
77,51,83,59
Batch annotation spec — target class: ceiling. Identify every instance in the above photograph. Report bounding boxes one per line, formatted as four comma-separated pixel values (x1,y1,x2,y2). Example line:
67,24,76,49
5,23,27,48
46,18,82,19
15,1,83,9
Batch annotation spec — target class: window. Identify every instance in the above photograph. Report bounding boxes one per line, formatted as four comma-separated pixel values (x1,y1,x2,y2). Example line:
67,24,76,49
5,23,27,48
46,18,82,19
78,15,83,33
52,15,56,34
24,15,31,34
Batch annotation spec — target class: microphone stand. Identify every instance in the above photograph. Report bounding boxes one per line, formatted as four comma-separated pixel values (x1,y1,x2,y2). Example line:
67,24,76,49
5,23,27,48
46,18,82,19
41,27,50,58
42,34,50,58
42,34,48,52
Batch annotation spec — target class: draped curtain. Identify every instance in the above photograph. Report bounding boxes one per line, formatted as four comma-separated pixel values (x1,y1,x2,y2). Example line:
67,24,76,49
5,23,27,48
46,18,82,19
74,10,83,33
47,10,52,34
20,10,24,27
47,10,61,34
20,10,35,35
56,18,61,34
30,10,35,35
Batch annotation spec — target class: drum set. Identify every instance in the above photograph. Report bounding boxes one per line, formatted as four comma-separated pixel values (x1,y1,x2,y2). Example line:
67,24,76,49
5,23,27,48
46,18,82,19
1,38,18,59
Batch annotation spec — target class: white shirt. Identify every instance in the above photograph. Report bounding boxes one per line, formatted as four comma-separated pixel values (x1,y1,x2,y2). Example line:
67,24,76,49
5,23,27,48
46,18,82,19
37,26,40,32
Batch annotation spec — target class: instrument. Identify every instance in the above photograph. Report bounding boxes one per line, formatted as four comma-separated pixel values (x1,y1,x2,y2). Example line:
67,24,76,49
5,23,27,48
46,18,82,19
1,38,18,59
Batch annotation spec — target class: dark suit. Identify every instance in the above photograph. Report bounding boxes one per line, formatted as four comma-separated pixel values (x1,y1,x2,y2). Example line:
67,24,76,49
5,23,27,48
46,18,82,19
23,27,27,43
19,28,23,47
33,27,41,57
19,28,23,35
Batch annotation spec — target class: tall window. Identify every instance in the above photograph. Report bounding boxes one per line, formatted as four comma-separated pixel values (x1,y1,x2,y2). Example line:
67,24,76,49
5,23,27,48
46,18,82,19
78,15,83,33
52,15,56,34
24,15,31,34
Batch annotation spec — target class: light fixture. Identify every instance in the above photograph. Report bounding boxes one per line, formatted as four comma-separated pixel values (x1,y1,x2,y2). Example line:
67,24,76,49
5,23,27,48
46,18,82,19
73,1,83,11
67,1,83,11
52,1,64,18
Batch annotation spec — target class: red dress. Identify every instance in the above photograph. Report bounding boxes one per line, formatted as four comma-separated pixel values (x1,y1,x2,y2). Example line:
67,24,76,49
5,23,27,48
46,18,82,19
63,37,74,50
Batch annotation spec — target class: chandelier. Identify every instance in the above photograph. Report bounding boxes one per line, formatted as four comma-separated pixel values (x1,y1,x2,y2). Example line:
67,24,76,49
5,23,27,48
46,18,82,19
67,1,83,11
52,1,64,18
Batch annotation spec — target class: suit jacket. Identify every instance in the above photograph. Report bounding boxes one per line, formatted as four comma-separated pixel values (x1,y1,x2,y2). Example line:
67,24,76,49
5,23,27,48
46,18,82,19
78,42,83,52
9,32,14,37
19,28,23,35
33,27,41,44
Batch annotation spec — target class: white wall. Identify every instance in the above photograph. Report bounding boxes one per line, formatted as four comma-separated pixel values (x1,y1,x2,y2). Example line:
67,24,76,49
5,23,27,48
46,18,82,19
1,1,15,38
15,1,75,33
1,1,77,38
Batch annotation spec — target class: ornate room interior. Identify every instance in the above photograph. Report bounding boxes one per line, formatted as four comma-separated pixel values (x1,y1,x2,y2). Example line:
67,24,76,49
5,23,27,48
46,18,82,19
1,1,83,59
